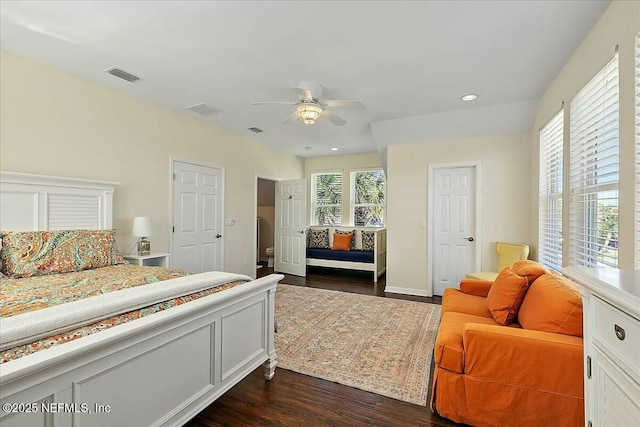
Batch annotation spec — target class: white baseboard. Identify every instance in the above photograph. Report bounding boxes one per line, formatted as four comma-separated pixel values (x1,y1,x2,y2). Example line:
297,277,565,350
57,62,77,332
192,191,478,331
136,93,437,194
384,286,432,297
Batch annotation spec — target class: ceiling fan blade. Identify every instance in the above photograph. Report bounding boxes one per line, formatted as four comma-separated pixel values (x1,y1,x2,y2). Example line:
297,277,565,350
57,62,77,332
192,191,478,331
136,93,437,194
294,87,313,102
323,110,347,126
325,100,365,109
282,110,300,124
252,101,298,106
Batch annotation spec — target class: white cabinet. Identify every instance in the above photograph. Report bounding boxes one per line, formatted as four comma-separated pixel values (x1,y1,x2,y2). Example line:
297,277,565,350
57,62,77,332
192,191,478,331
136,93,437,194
564,268,640,427
123,252,170,268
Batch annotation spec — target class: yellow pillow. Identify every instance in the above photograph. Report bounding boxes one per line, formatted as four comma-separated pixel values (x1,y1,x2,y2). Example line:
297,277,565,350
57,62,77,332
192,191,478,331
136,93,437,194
332,233,352,251
486,267,529,325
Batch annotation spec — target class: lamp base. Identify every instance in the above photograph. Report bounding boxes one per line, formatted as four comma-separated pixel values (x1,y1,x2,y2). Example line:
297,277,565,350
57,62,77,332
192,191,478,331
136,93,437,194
137,237,151,256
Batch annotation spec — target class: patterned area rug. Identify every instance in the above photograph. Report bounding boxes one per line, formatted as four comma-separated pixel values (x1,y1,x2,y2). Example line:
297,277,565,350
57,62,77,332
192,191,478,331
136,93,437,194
275,284,441,406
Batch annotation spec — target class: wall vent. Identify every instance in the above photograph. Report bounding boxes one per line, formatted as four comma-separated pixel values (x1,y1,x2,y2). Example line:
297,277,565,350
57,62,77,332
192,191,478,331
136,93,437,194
248,127,263,133
186,103,221,115
104,67,140,82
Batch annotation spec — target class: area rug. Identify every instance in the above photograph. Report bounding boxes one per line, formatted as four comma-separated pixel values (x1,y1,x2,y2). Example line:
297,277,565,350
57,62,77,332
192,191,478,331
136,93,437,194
274,284,441,405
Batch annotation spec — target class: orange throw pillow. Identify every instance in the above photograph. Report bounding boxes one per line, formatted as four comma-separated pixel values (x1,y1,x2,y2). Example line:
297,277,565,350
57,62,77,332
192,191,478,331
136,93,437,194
511,260,550,283
486,267,529,325
332,233,352,251
518,273,583,337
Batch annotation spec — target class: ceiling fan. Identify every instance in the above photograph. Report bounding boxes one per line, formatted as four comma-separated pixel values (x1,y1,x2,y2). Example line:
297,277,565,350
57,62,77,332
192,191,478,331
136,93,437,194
252,83,364,126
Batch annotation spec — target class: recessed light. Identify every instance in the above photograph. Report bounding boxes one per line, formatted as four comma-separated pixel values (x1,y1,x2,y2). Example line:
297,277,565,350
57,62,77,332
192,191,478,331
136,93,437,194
461,94,478,101
330,147,339,151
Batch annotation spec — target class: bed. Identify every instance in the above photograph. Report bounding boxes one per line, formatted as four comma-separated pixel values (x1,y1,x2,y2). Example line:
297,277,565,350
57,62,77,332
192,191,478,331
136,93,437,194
0,171,282,427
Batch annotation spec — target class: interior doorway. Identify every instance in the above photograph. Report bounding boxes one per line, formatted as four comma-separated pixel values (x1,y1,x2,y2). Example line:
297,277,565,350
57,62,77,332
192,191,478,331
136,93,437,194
256,178,276,274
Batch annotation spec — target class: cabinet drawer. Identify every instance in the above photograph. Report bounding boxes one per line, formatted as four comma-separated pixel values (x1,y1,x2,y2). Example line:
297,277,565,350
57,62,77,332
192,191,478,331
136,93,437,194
594,297,640,373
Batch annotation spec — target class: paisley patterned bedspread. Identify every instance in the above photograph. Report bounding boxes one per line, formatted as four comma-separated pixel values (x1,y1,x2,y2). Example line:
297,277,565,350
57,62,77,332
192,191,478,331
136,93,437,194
0,266,249,363
1,265,191,317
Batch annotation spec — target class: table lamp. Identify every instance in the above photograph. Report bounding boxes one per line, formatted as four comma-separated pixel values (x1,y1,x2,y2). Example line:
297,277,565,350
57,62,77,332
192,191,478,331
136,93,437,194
133,216,152,256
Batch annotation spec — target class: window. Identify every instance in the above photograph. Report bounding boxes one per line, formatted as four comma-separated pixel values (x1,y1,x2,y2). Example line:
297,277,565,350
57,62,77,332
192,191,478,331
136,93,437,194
569,54,619,268
351,169,386,226
311,172,343,225
636,33,640,268
539,110,564,271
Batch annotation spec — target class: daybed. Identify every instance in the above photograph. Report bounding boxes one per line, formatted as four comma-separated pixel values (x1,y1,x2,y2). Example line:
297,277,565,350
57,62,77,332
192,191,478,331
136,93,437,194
0,172,282,427
306,226,386,282
431,260,584,427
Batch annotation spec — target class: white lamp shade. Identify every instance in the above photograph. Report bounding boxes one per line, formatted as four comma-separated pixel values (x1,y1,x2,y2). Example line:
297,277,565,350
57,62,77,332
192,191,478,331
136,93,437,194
132,216,153,237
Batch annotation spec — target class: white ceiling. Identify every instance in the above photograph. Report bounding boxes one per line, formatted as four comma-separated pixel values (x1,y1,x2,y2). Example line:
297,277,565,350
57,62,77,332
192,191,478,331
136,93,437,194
0,1,610,158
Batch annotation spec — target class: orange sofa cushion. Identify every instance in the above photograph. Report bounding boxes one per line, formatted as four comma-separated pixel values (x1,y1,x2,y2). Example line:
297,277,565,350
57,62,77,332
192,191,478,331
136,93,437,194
434,311,506,374
518,273,583,337
442,288,492,318
331,233,352,251
512,259,550,283
486,267,529,325
459,279,493,297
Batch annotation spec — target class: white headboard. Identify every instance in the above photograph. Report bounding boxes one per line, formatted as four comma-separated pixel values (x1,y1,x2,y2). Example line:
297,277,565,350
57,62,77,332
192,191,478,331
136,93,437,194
0,172,119,232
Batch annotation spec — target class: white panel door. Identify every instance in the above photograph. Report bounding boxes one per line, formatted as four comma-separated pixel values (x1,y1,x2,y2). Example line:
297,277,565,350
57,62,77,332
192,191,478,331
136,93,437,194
432,167,476,296
172,160,223,273
275,179,306,276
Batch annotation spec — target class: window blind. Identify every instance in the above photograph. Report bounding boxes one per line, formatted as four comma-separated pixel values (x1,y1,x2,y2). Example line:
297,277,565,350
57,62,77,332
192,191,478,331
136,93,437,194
539,110,564,272
636,33,640,268
569,55,619,268
311,172,343,226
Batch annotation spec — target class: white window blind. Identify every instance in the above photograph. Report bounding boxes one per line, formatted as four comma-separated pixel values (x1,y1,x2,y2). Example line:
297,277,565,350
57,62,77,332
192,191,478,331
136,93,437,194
635,33,640,269
351,169,386,227
311,172,343,226
539,110,564,272
569,55,619,268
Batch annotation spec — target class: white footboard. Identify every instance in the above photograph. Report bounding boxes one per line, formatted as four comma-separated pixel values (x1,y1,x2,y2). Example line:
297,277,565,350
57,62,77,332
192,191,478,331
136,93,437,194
0,274,282,427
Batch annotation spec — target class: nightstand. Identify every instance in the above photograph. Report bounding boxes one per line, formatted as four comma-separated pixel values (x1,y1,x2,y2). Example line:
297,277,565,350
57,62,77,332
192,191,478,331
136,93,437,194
123,252,170,268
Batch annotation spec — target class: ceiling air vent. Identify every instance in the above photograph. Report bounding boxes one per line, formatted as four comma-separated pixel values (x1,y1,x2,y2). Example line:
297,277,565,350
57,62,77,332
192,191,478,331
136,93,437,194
104,67,140,83
248,127,263,133
186,103,221,115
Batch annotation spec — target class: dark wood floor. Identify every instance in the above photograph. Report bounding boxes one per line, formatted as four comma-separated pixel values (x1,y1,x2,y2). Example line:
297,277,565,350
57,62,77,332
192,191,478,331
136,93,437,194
186,266,462,427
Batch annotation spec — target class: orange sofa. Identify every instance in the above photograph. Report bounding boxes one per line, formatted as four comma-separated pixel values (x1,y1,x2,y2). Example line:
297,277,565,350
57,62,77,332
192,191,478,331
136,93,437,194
431,260,584,427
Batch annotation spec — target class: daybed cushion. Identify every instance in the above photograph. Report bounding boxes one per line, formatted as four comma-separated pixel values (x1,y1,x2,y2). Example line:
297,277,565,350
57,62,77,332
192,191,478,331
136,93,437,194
0,229,124,278
486,267,529,325
518,273,583,337
335,229,356,250
306,248,374,263
441,288,492,318
332,233,352,251
361,230,375,251
307,228,330,249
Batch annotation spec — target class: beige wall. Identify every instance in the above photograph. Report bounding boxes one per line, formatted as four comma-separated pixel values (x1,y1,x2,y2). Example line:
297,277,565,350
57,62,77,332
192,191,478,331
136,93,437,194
304,152,383,226
386,132,532,295
530,1,640,269
0,50,304,277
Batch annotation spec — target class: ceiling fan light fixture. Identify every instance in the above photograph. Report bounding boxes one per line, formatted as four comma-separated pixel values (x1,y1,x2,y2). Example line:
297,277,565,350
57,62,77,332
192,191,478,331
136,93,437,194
297,104,323,124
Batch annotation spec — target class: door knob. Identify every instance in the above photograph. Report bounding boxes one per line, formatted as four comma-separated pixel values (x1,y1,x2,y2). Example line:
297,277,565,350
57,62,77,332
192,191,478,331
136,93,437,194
216,234,222,238
299,230,305,234
464,237,474,242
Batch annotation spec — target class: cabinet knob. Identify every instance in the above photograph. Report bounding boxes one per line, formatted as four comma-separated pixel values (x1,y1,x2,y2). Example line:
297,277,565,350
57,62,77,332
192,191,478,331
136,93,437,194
614,324,626,341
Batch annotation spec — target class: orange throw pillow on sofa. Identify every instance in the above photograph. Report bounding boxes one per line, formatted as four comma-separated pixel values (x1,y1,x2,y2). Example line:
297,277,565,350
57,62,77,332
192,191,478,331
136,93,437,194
486,267,529,325
511,260,550,283
332,233,352,251
518,273,583,337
